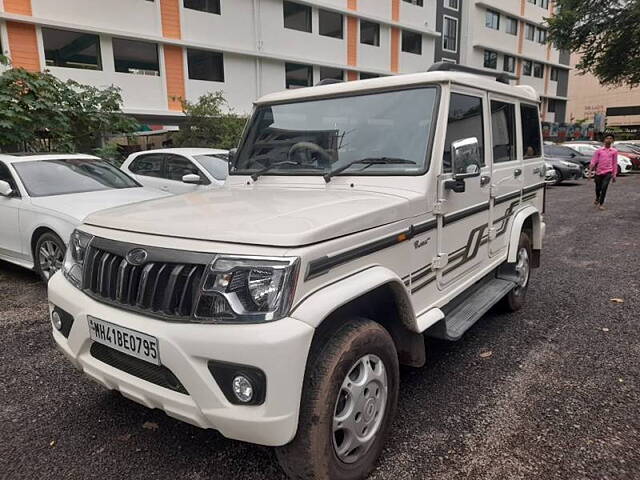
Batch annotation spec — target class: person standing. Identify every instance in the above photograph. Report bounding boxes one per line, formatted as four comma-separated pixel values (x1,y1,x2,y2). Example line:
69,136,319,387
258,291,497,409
590,134,618,210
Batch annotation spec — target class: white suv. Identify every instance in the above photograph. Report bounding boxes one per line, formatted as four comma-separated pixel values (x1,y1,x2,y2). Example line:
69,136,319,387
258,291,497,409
49,65,546,480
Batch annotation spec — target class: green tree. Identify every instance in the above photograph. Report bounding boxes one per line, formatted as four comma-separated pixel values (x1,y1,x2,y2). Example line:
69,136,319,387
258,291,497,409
171,91,247,150
0,67,137,152
547,0,640,86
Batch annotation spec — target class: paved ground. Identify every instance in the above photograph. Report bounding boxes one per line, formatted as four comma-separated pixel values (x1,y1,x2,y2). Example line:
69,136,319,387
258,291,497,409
1,176,639,480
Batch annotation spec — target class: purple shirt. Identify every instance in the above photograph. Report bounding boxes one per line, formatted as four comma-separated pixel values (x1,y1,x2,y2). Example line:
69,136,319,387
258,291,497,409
590,147,618,177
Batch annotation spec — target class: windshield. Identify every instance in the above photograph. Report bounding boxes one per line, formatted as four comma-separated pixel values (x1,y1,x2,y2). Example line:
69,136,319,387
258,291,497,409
194,154,229,181
232,87,438,177
13,158,139,197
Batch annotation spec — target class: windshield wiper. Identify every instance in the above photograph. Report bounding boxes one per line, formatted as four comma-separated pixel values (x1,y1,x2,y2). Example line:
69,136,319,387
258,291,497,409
323,157,417,182
250,160,319,181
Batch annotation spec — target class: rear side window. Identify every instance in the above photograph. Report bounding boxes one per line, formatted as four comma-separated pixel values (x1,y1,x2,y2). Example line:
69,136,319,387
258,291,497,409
491,100,517,163
444,93,485,172
129,154,164,178
520,104,541,159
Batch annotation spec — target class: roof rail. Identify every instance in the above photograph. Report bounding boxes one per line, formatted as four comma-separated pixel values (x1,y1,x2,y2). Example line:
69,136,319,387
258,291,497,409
427,62,511,84
316,78,344,86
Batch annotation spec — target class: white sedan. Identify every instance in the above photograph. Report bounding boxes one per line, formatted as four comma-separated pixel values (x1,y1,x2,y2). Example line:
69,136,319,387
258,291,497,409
0,153,167,282
121,148,229,194
563,143,633,175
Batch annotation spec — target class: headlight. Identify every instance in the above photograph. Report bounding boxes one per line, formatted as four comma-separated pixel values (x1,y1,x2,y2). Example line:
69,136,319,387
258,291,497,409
544,162,553,169
194,256,299,323
63,229,93,288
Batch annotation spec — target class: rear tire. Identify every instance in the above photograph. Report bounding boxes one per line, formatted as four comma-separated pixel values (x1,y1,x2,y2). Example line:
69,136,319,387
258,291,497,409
500,231,532,312
34,232,66,283
276,319,399,480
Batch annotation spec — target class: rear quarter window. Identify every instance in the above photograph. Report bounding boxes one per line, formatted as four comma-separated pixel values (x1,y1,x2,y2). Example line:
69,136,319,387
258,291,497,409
520,104,542,159
129,154,164,178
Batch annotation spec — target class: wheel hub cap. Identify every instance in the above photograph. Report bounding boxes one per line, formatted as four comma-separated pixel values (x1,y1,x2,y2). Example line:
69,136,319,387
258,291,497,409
514,247,530,292
39,240,64,280
332,354,388,464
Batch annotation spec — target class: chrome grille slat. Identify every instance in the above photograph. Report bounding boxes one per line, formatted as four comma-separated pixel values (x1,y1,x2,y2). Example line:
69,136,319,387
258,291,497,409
81,243,208,322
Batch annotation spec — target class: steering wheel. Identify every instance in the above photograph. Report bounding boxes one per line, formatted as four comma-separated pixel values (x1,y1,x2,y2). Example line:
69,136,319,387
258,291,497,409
287,142,334,169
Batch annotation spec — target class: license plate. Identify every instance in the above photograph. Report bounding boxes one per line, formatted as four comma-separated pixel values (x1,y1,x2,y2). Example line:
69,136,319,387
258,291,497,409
88,316,160,365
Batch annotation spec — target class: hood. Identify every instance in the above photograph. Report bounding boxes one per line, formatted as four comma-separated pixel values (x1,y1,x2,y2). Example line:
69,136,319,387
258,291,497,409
84,185,414,247
31,187,169,223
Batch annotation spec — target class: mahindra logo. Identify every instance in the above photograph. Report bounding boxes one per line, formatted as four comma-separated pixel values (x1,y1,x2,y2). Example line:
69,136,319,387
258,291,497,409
126,248,148,266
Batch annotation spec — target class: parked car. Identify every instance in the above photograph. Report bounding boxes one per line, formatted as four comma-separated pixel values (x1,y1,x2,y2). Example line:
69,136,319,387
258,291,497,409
49,65,547,480
563,142,634,175
544,144,591,176
121,148,229,194
0,153,167,282
544,161,558,184
611,143,640,169
544,156,583,184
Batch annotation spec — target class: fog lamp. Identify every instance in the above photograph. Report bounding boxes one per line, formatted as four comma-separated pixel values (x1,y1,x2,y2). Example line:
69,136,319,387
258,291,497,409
52,311,63,331
232,375,254,403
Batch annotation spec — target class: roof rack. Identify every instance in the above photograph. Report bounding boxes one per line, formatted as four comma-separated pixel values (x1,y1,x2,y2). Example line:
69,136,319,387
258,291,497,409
427,62,511,84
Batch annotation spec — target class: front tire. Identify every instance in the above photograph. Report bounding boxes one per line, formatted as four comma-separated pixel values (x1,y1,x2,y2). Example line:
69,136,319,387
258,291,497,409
34,232,66,283
500,231,532,312
276,319,399,480
553,169,563,185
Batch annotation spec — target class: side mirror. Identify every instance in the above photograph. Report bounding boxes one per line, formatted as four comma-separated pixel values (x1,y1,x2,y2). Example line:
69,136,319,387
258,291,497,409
451,137,481,180
182,173,202,184
570,152,576,157
0,180,13,197
228,148,237,163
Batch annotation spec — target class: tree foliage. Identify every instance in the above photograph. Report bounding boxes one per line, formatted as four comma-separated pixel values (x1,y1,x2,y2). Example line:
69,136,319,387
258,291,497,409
171,91,247,150
547,0,640,87
0,67,137,152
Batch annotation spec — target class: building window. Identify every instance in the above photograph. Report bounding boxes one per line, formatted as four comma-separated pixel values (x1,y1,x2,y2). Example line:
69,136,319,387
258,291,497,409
485,10,500,30
441,58,457,64
503,55,515,73
445,0,459,10
491,101,517,163
402,30,422,54
442,16,458,52
533,62,544,78
536,28,547,44
548,99,556,113
360,21,380,46
187,48,224,82
319,9,343,38
541,0,549,8
42,28,101,70
403,0,423,5
112,38,159,76
444,93,485,172
183,0,220,15
285,62,312,89
283,1,312,33
360,72,380,79
525,23,535,41
520,104,541,158
506,17,518,35
483,50,498,69
522,59,532,76
320,66,343,81
550,67,559,81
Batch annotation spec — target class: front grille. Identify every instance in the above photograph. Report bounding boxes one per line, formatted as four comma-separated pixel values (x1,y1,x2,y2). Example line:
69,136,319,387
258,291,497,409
90,342,188,395
82,238,213,321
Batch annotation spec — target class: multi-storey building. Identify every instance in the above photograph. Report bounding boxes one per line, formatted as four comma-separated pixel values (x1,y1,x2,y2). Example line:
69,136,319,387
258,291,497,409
0,0,571,126
0,0,441,123
459,0,570,123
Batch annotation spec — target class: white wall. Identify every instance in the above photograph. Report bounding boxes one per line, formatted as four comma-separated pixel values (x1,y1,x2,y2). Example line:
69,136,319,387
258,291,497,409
182,1,255,52
358,23,389,72
186,53,260,114
31,0,161,37
400,37,434,73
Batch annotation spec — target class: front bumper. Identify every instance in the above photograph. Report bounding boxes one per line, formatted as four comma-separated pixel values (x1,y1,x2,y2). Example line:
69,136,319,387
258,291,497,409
48,273,314,446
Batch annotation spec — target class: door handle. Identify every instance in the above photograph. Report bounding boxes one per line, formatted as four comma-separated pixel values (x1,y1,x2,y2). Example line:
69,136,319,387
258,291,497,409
514,168,522,177
480,175,491,187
